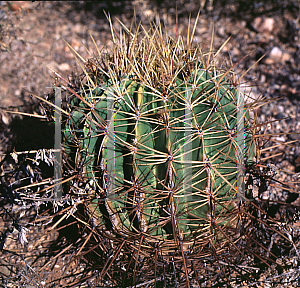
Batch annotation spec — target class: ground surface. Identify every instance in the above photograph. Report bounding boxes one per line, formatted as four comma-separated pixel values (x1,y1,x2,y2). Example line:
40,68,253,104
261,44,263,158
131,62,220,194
0,1,300,287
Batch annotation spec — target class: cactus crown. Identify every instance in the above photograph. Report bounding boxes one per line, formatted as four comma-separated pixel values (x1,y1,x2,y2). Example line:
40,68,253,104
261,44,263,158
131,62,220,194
63,15,257,255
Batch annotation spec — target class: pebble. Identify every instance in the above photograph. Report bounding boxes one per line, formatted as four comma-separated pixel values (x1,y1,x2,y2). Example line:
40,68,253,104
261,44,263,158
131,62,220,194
1,112,9,125
14,89,21,96
277,105,284,113
253,17,275,33
260,74,266,83
263,46,291,64
58,63,71,71
144,9,154,18
276,136,286,143
269,46,282,60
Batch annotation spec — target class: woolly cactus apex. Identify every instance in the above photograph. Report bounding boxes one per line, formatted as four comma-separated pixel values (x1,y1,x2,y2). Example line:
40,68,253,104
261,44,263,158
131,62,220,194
63,16,257,258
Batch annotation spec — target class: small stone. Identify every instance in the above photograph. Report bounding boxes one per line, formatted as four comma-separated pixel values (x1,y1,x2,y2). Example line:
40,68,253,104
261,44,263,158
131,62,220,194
14,89,21,96
260,74,266,83
275,136,285,143
1,112,9,125
253,17,275,33
264,47,283,64
282,52,291,62
144,9,153,18
277,105,284,113
269,46,282,59
261,17,275,32
58,63,71,71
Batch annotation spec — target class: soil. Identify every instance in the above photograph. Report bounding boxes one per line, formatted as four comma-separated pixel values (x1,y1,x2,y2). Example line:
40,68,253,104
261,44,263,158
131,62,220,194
0,1,300,287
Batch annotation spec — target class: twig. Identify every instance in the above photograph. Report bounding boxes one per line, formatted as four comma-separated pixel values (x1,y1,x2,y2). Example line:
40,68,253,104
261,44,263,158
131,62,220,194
132,276,163,288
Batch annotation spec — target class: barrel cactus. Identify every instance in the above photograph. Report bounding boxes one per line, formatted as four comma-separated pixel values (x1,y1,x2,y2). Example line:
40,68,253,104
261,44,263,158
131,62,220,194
1,10,298,288
63,17,256,261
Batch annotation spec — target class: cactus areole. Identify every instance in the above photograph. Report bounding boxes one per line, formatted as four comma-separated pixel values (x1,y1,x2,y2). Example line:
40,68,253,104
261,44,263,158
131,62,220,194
63,24,256,254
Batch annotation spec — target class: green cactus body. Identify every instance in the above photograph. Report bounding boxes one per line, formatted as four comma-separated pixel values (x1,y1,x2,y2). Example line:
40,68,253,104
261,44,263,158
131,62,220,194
63,29,255,252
